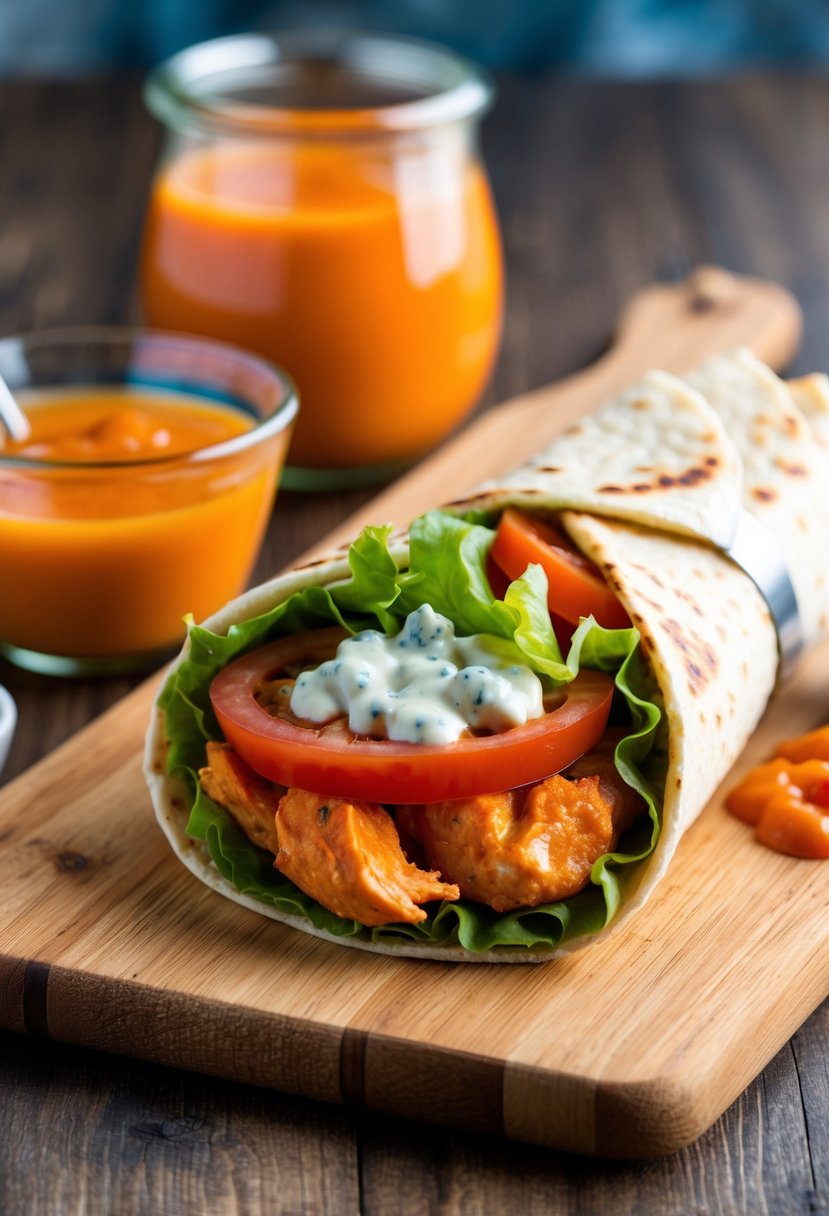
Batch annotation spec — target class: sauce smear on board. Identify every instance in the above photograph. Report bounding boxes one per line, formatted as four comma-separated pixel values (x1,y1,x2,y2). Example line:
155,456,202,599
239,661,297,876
726,725,829,858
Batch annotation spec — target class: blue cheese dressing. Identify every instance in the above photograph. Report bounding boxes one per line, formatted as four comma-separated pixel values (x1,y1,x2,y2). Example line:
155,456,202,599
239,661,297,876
289,604,544,744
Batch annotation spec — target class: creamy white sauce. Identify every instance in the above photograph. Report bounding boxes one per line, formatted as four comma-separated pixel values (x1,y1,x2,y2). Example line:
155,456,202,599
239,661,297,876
289,604,545,745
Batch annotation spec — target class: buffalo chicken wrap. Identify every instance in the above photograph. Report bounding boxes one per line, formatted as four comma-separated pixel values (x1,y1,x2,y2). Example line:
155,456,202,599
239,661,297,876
145,350,829,961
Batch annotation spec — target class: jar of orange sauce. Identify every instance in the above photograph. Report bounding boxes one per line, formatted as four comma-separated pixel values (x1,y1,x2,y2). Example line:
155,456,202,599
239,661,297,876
140,33,503,487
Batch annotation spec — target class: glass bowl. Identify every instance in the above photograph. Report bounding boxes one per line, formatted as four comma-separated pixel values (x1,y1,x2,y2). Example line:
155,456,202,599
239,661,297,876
0,327,297,675
0,684,16,776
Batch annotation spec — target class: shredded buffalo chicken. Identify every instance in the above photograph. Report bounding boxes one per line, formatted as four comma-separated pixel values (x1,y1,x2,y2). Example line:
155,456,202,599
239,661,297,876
396,774,623,912
274,789,459,924
199,741,283,855
197,732,644,922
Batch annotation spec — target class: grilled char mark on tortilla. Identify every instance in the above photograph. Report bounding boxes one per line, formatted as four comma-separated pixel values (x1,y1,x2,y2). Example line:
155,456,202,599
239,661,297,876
559,508,778,896
454,370,744,550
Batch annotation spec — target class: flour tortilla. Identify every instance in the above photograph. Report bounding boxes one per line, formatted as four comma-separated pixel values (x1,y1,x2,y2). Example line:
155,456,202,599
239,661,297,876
144,351,822,962
685,349,829,641
447,369,744,548
788,372,829,448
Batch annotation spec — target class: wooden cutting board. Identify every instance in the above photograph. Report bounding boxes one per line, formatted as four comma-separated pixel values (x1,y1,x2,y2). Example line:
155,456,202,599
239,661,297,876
1,267,826,1159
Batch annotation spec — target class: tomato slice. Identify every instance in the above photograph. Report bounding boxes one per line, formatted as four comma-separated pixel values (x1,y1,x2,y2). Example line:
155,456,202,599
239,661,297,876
490,507,631,629
210,629,615,803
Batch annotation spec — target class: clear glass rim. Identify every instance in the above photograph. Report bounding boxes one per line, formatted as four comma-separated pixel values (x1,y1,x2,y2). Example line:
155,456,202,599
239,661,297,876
144,30,494,139
0,326,299,472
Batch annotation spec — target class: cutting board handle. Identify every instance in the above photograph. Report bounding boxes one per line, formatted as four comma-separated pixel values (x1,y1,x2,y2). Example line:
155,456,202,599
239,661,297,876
304,266,804,555
608,264,802,380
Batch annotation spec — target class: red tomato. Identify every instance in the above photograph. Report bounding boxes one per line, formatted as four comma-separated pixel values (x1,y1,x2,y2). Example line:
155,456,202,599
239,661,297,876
210,629,615,803
490,508,631,629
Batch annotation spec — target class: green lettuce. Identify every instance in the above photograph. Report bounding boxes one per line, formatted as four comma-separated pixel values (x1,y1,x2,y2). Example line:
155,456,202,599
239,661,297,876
160,510,663,955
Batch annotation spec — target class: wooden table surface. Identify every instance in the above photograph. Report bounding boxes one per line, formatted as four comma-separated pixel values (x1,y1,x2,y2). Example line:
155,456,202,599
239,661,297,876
0,72,827,1214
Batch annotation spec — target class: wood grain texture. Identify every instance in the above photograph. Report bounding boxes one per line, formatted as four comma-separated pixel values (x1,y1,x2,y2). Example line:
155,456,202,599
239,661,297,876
0,263,825,1161
1,73,828,1213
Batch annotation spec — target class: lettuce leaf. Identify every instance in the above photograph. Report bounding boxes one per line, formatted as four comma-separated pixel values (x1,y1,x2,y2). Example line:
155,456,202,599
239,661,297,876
160,510,663,955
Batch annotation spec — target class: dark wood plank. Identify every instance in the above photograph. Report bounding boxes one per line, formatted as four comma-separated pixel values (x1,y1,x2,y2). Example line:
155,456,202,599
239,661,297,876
0,1032,359,1216
792,1001,829,1211
0,72,828,1213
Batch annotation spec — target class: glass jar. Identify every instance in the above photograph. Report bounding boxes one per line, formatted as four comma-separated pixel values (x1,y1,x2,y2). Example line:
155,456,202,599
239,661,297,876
141,32,503,488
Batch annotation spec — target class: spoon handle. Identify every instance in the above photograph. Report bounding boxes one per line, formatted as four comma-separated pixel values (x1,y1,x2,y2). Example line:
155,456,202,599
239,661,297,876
0,376,30,444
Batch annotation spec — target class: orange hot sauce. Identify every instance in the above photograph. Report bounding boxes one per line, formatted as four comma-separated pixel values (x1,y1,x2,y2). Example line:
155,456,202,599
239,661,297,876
725,727,829,859
141,143,503,471
0,389,286,661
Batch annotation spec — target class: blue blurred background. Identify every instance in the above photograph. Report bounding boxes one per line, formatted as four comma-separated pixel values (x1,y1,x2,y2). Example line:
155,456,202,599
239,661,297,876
3,0,829,76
